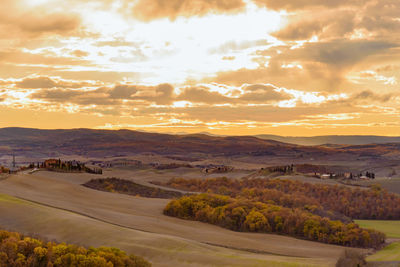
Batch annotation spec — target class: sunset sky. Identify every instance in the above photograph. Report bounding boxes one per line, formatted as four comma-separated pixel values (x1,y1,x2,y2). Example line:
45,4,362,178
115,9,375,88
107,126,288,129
1,0,399,136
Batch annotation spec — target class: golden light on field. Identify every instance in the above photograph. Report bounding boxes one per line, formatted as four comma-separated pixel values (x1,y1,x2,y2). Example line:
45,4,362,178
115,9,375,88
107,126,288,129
0,0,399,135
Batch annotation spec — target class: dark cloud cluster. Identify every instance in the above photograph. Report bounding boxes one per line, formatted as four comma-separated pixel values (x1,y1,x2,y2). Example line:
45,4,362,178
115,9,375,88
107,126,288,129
0,0,81,38
15,76,93,89
265,0,400,42
352,90,395,103
26,79,289,108
206,39,398,93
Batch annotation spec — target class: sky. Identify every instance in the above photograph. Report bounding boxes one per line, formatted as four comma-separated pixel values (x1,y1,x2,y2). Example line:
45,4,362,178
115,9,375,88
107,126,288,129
0,0,399,136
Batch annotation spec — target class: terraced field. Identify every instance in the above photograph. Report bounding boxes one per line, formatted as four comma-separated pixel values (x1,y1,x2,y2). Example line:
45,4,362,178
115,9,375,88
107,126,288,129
0,170,365,266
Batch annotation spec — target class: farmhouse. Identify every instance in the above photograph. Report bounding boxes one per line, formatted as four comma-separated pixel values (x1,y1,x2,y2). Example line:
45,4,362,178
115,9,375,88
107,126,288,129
320,174,329,179
344,172,352,179
44,159,59,168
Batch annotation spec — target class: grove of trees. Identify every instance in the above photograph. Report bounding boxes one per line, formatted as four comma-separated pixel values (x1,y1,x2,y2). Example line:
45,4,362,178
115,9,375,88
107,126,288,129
0,229,151,267
161,177,400,220
164,194,385,248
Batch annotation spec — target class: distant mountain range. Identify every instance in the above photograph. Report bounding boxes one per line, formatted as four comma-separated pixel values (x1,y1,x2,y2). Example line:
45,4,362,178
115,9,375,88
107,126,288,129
255,135,400,146
167,131,400,146
0,127,399,160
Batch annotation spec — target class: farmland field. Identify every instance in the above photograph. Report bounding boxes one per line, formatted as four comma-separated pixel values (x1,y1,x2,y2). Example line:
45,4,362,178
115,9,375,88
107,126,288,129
0,192,324,267
359,178,400,195
367,242,400,261
355,220,400,263
0,170,360,266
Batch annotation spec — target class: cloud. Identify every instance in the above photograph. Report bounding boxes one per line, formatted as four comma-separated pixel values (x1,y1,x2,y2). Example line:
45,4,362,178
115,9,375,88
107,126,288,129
17,13,81,36
265,0,400,44
31,89,84,102
0,49,90,66
360,0,400,35
15,76,95,89
239,84,290,102
131,83,175,105
23,78,345,113
0,0,82,38
27,82,175,106
131,0,246,21
109,85,138,99
16,76,57,89
203,39,398,93
288,40,397,68
30,88,118,106
176,86,232,104
2,74,395,135
252,0,362,11
273,10,355,41
71,50,89,57
352,90,395,103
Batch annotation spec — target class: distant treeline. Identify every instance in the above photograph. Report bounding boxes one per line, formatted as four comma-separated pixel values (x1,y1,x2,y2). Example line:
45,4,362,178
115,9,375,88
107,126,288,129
263,164,376,179
30,159,102,174
0,229,151,266
83,178,183,199
150,163,193,170
162,177,400,220
164,194,384,248
260,165,294,174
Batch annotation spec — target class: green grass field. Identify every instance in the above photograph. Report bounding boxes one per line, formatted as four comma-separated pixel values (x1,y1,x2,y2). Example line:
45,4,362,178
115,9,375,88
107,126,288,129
355,220,400,238
355,220,400,262
367,242,400,261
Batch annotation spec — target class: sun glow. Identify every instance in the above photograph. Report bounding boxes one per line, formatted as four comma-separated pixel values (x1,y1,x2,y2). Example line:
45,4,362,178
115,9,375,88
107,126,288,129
69,2,286,84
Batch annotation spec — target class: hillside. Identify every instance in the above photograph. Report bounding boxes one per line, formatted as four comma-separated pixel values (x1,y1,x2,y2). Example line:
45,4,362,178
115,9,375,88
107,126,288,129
0,128,399,161
256,135,400,146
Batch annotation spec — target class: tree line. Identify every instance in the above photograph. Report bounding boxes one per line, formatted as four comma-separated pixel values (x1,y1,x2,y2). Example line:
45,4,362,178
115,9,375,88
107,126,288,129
161,177,400,220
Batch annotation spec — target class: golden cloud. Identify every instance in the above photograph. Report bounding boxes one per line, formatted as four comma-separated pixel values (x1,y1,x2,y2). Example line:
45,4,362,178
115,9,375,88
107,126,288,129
252,0,363,11
0,0,82,38
131,0,246,21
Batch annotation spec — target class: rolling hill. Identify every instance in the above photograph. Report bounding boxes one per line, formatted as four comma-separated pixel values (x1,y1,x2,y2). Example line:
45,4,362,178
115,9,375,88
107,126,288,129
256,134,400,146
0,127,399,160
